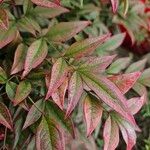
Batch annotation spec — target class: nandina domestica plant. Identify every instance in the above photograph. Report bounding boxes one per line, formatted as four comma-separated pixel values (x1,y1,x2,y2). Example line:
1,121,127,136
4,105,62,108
0,0,148,149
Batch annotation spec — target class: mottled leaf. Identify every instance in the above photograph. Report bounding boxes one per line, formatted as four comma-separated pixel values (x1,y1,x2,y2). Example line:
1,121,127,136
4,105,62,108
0,9,9,30
0,66,7,84
46,21,90,42
83,94,103,136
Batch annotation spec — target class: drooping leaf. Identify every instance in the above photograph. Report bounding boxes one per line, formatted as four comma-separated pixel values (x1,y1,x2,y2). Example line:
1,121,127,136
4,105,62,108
64,33,111,58
36,116,65,150
0,9,9,30
108,72,141,94
13,80,32,106
66,72,83,118
0,66,7,84
11,43,28,75
103,116,119,150
83,94,103,136
80,72,136,127
45,58,68,100
23,99,45,129
110,0,119,13
45,101,75,137
22,38,48,78
45,21,90,42
0,102,13,130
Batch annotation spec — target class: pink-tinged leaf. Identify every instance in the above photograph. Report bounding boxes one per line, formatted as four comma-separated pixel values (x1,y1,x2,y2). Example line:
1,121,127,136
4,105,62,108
0,9,9,30
0,0,3,4
0,102,13,130
127,95,146,115
64,33,111,58
11,43,28,75
80,72,137,127
0,24,18,49
46,21,91,42
23,99,45,129
13,81,32,106
36,116,65,150
78,55,116,73
31,0,61,8
34,6,69,18
108,72,141,94
52,78,68,110
22,38,48,78
0,66,7,84
66,72,83,118
103,116,119,150
110,0,119,13
83,94,103,136
45,58,68,100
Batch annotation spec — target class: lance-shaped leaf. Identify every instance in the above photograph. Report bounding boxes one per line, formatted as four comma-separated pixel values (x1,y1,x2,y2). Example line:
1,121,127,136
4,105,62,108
66,72,83,118
0,9,9,30
52,78,68,110
110,0,119,13
45,101,75,137
36,116,65,150
127,95,146,115
108,72,141,94
31,0,61,8
13,81,32,106
22,38,48,78
23,99,45,129
83,94,103,136
64,34,110,58
80,72,136,127
0,66,7,84
78,55,116,73
103,116,119,150
45,58,68,100
0,102,13,130
46,21,90,42
0,23,18,49
34,6,69,18
11,43,28,75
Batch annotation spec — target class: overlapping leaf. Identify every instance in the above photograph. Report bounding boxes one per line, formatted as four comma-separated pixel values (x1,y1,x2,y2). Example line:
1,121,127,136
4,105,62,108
0,66,7,84
0,9,9,30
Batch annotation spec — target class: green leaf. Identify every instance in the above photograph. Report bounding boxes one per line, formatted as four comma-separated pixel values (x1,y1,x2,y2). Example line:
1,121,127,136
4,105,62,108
14,80,32,106
22,38,48,78
45,21,90,42
0,66,7,84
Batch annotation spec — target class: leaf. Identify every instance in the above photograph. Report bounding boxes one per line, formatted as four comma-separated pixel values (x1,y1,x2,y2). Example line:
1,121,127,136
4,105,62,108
107,57,131,74
0,66,7,84
23,99,45,129
0,9,9,30
22,38,48,78
45,21,90,42
34,6,69,18
0,23,18,49
66,72,83,118
126,59,147,73
11,43,28,75
13,80,32,106
103,116,119,150
45,58,68,100
0,102,13,130
123,0,129,16
96,33,126,54
27,136,36,150
108,72,141,94
36,116,65,150
127,95,146,115
45,101,75,137
64,33,111,58
83,94,103,136
80,72,136,127
110,0,119,13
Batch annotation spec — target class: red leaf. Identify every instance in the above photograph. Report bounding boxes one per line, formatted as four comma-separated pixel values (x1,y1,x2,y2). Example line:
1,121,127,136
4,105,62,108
83,94,103,136
45,58,68,100
103,116,119,150
110,0,119,13
66,72,83,118
0,9,9,30
108,72,141,94
0,102,13,130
